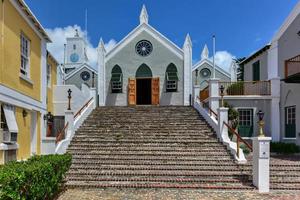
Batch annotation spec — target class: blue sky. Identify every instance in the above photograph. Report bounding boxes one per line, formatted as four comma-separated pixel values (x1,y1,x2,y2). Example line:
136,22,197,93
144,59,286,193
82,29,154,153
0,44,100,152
25,0,299,70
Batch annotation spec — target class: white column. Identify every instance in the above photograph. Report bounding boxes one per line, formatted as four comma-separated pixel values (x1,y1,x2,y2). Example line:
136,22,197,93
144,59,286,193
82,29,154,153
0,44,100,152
252,137,272,193
90,87,97,109
267,41,279,79
97,38,106,106
183,34,192,106
209,78,220,114
270,77,281,142
217,107,229,142
65,110,74,139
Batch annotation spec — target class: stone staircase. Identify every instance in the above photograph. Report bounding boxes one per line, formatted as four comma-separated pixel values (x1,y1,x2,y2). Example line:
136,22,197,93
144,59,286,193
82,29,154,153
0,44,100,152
66,106,254,190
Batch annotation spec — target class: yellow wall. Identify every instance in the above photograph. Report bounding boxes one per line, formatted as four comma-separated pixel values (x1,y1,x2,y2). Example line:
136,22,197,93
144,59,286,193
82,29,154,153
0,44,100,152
15,107,31,160
0,0,41,101
47,56,57,113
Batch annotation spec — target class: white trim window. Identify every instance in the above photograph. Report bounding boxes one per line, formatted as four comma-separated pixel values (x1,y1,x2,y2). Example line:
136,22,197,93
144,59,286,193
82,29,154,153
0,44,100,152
47,63,51,87
20,33,30,77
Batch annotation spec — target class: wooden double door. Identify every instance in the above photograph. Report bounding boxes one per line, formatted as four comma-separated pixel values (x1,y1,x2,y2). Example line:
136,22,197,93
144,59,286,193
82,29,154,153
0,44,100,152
128,77,159,105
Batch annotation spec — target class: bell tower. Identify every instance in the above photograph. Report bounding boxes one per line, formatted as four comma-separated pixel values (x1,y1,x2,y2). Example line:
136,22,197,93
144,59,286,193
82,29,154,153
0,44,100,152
64,29,89,73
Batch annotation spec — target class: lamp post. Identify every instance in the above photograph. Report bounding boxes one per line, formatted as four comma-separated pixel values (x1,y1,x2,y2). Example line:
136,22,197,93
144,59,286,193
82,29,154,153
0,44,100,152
257,110,265,137
67,89,72,110
219,85,225,107
195,69,199,85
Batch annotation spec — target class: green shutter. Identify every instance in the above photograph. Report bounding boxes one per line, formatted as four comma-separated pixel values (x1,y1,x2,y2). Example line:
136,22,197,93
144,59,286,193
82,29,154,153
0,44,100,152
252,61,260,81
136,64,153,78
285,107,296,138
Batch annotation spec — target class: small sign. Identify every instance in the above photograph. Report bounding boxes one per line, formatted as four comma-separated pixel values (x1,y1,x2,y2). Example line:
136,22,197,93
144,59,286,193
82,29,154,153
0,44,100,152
259,142,269,158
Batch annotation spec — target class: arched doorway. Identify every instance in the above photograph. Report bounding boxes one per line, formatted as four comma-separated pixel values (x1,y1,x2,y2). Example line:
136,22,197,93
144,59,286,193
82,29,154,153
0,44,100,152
135,64,153,105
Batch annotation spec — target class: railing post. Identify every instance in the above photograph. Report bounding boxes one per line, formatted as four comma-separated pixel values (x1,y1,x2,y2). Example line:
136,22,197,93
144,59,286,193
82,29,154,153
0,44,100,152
209,78,220,114
64,110,74,139
252,137,271,193
217,107,229,142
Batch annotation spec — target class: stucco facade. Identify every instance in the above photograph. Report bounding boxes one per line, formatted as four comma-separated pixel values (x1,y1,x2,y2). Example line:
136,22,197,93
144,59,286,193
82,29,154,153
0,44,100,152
0,0,53,163
105,31,184,106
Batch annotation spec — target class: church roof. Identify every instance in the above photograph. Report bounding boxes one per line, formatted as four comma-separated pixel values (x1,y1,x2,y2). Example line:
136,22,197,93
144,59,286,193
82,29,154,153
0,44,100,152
192,58,231,78
65,63,97,80
105,5,184,61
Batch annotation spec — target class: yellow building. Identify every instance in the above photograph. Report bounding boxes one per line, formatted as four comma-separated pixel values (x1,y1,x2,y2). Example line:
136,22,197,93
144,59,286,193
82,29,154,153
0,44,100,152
0,0,56,164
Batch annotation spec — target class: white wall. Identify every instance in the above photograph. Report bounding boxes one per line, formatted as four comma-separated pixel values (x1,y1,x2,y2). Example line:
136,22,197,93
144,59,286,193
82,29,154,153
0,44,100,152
53,85,91,116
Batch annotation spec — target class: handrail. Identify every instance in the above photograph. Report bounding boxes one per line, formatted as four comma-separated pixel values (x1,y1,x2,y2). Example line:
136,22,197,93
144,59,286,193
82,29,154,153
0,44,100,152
218,81,271,96
56,122,69,144
223,121,253,158
74,97,93,119
197,96,218,119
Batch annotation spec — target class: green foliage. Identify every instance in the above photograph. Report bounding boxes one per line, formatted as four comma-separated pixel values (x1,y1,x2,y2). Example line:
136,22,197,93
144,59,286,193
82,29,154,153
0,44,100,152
0,154,72,200
271,142,300,154
224,101,239,129
240,143,250,155
226,82,244,95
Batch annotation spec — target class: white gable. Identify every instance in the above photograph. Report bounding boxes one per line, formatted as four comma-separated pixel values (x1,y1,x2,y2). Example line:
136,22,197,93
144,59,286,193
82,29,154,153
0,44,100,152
192,58,231,78
272,1,300,42
105,23,184,61
65,63,97,80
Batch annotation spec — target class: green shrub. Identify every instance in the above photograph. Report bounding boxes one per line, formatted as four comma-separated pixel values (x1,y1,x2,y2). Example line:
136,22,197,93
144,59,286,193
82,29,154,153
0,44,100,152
271,142,300,154
226,82,244,95
240,143,250,155
0,153,72,200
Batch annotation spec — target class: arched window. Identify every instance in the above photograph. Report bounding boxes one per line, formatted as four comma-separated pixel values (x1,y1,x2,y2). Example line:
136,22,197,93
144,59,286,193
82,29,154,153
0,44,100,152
166,63,178,92
135,64,152,78
111,65,123,93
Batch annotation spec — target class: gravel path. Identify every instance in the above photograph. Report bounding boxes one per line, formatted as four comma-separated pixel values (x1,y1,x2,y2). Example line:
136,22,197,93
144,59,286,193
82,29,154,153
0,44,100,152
57,188,300,200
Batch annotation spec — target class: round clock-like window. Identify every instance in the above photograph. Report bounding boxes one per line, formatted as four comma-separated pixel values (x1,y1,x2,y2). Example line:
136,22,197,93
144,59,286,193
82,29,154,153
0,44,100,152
70,53,79,63
80,71,90,81
135,40,153,57
200,68,211,78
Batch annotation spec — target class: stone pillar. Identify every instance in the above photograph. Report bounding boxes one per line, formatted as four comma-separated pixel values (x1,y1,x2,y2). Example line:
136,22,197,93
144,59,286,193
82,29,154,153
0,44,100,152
217,107,229,142
183,34,192,106
209,78,220,114
193,85,201,104
90,88,97,109
65,110,74,139
97,38,106,106
270,77,280,142
252,137,272,193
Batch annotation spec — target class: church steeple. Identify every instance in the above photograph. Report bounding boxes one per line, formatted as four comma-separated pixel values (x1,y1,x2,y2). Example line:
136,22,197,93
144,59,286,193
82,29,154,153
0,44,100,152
201,44,209,60
139,5,149,24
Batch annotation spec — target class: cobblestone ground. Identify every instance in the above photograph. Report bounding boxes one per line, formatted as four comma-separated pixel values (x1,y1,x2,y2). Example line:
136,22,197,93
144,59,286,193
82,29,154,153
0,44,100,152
57,189,300,200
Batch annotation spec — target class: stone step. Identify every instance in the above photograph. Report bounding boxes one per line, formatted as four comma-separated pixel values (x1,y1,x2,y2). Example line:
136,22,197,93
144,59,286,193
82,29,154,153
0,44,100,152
72,135,215,139
68,143,224,148
70,139,220,143
67,147,228,152
65,181,254,190
67,169,249,177
71,156,234,162
66,176,250,183
68,164,243,172
69,151,230,156
70,160,237,166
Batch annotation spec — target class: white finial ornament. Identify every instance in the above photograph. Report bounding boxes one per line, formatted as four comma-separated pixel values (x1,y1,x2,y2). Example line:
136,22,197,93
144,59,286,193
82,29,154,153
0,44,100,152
230,60,238,81
140,5,149,24
183,34,192,48
97,38,106,53
201,44,209,60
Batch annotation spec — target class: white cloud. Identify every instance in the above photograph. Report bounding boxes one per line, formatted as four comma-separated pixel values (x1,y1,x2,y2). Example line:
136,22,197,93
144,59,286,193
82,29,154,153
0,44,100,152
46,25,116,69
212,51,235,72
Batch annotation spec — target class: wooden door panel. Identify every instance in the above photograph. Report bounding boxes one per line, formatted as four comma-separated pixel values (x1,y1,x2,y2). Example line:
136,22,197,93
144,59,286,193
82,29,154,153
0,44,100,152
151,78,160,105
128,78,136,105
